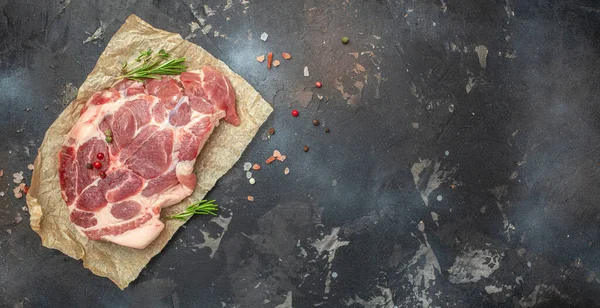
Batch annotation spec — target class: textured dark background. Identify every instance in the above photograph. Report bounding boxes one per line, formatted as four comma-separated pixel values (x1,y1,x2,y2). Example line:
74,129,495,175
1,0,600,307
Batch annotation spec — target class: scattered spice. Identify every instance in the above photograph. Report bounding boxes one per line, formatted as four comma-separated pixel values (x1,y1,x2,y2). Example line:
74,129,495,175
282,52,292,60
22,185,29,194
303,146,309,152
249,178,256,185
14,213,22,224
13,172,24,184
317,94,323,100
99,171,106,179
341,36,349,44
27,164,34,171
267,52,273,69
266,156,276,164
104,129,113,143
13,186,22,199
292,110,299,117
273,150,281,158
324,128,330,133
246,171,253,179
450,184,456,189
0,170,3,177
86,163,93,169
284,167,290,175
268,127,275,135
277,155,286,162
273,60,280,67
243,162,252,171
97,153,105,160
247,196,254,201
256,55,265,62
93,161,102,169
315,81,322,88
252,164,261,170
312,119,320,126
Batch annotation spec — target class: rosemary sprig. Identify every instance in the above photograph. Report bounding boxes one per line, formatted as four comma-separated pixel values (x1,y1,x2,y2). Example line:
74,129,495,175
118,49,187,82
167,200,218,221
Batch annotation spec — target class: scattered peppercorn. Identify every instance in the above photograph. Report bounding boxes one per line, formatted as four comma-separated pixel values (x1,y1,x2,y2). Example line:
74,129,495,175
268,127,275,135
341,36,349,44
97,152,105,160
86,163,93,169
93,161,102,169
312,119,320,126
315,81,322,88
292,110,299,117
324,128,330,133
303,146,309,152
99,171,106,179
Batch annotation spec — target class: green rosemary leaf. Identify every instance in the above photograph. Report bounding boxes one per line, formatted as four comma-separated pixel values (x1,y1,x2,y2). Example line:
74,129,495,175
167,200,218,221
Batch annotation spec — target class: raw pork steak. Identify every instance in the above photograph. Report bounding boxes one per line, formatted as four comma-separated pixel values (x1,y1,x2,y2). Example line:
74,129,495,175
58,66,240,249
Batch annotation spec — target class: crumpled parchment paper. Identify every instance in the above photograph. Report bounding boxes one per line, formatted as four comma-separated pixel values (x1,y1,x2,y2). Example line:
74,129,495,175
25,14,273,289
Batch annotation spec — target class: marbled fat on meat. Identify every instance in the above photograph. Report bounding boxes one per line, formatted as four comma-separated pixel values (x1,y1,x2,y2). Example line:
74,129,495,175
58,67,239,249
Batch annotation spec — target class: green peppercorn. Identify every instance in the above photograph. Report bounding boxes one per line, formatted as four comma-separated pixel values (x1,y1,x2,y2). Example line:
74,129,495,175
106,136,113,143
341,37,349,44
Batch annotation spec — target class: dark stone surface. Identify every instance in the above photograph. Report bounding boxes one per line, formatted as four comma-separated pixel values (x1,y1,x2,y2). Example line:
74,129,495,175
1,0,600,307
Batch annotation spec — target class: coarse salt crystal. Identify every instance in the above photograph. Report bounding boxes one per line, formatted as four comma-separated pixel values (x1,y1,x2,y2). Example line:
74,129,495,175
13,172,24,184
246,171,253,179
0,192,4,197
260,32,268,41
243,162,252,171
284,167,290,175
304,66,309,77
27,164,34,170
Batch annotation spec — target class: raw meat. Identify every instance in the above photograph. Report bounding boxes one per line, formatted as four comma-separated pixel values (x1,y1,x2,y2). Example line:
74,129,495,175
58,66,240,249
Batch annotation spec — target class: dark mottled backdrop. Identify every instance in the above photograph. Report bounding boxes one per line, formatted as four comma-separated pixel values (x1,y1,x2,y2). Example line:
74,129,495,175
1,0,600,307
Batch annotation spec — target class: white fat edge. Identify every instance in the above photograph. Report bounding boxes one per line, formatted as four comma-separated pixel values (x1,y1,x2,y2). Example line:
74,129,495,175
102,220,165,249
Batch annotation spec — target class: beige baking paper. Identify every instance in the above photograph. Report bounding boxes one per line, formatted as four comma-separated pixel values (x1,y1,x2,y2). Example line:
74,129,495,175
25,14,273,289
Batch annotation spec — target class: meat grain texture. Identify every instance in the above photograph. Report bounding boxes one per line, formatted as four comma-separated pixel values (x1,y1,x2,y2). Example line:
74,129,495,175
59,67,240,249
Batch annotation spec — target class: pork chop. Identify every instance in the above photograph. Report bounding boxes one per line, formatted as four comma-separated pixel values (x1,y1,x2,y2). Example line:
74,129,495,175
58,66,240,249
